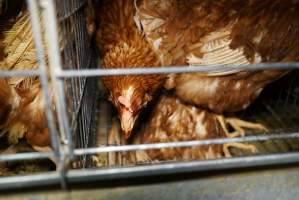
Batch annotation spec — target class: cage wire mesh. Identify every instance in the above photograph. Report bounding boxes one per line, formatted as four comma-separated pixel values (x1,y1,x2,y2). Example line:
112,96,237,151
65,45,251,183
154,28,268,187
0,0,60,172
0,0,299,190
55,0,97,167
0,0,97,179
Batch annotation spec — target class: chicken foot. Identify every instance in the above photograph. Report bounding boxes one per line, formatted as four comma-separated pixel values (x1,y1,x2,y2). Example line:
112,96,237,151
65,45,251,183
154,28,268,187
216,115,267,138
223,142,258,157
216,115,267,157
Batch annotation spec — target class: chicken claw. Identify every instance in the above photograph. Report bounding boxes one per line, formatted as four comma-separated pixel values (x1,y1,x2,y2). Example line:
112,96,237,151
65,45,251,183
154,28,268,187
216,115,267,138
223,142,258,157
216,115,267,157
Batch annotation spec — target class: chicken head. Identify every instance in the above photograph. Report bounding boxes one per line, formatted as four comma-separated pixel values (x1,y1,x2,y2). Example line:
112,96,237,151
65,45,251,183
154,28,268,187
101,42,165,139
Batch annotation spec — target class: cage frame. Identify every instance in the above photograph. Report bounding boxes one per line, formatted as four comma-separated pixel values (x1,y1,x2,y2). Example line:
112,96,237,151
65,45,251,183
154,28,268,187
0,0,299,190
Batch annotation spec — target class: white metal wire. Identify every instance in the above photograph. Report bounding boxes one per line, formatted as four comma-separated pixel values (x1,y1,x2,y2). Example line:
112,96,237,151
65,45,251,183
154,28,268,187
73,131,299,155
27,0,61,159
0,151,54,162
0,69,40,77
57,62,299,77
1,152,299,190
41,0,73,158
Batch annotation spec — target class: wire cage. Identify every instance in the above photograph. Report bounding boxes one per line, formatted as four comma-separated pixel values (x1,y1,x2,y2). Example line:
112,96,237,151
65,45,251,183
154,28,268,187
0,0,299,191
55,0,98,168
0,0,97,187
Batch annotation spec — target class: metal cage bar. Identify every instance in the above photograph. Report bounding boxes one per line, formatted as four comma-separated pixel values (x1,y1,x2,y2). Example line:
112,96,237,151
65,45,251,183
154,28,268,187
1,152,299,190
73,131,299,155
0,151,53,162
27,0,61,159
1,0,299,191
1,62,299,78
41,0,73,159
0,69,40,77
0,5,299,160
39,0,75,188
58,62,299,77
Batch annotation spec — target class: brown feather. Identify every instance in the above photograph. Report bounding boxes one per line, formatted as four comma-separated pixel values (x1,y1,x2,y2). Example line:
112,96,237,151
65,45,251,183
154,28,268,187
131,95,225,162
0,10,54,147
136,0,298,113
171,70,288,114
97,0,166,136
137,0,242,65
96,0,140,56
0,79,12,124
230,0,299,62
106,94,226,165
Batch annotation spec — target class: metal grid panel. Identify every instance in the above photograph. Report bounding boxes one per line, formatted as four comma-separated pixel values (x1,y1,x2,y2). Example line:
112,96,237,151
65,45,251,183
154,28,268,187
54,0,96,167
0,0,60,163
0,0,299,190
0,0,96,187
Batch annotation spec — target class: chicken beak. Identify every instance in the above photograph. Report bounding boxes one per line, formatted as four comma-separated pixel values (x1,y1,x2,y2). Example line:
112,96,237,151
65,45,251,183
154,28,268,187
120,110,137,139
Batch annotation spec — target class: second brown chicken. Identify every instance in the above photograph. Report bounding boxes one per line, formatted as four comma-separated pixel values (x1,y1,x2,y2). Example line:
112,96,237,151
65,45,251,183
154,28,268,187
105,94,260,166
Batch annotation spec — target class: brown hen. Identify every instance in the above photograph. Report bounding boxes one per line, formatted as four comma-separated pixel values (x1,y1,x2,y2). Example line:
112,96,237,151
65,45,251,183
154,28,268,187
96,0,165,139
0,10,54,155
135,0,299,136
105,94,259,166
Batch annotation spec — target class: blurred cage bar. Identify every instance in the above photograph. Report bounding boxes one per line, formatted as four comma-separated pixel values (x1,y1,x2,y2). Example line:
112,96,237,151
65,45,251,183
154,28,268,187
1,0,299,191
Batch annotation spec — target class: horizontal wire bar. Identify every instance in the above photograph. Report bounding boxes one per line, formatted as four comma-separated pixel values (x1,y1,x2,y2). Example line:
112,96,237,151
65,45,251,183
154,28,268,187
57,62,299,78
0,70,40,77
68,152,299,182
1,62,297,78
0,152,54,162
0,172,60,190
1,152,299,190
73,132,299,155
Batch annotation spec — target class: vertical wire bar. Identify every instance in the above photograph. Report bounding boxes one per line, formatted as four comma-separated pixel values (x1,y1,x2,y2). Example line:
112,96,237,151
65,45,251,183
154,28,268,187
76,51,82,157
40,0,73,189
70,0,81,161
63,0,77,130
79,10,87,152
82,0,92,166
27,0,60,159
41,0,73,156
